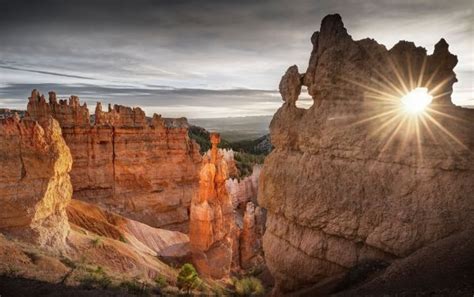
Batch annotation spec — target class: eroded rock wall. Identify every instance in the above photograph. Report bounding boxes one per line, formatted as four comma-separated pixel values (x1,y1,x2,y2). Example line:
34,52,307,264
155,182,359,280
0,115,72,250
259,14,474,293
226,165,261,208
26,90,201,232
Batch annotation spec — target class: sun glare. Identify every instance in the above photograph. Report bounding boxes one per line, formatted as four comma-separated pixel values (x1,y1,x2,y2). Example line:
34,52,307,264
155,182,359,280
401,87,432,114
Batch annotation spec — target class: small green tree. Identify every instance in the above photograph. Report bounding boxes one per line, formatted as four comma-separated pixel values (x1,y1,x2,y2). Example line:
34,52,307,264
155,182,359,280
177,263,202,294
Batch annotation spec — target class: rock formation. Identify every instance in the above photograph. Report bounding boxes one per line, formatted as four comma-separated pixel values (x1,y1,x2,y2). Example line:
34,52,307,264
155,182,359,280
206,148,240,178
240,202,265,269
226,165,261,208
189,133,234,278
0,115,72,250
26,90,202,232
67,199,190,262
259,14,474,293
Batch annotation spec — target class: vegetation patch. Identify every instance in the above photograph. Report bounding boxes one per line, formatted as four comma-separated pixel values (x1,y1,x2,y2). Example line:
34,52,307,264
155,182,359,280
90,237,102,247
233,277,265,296
119,277,151,295
177,263,203,294
78,265,112,290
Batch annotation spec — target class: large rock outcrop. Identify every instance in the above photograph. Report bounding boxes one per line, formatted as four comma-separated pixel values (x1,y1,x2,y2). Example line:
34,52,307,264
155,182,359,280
0,115,72,250
26,90,202,232
189,133,234,278
259,14,474,293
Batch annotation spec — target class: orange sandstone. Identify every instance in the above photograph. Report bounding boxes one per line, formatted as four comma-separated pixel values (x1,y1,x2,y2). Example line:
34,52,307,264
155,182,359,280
189,132,234,278
26,90,201,232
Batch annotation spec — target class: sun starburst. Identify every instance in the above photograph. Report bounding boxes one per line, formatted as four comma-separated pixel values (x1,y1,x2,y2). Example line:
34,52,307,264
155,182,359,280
341,54,468,163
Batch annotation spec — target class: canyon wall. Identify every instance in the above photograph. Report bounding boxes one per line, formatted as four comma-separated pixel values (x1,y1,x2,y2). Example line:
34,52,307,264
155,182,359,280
26,90,201,232
0,115,72,250
259,14,474,293
226,165,261,208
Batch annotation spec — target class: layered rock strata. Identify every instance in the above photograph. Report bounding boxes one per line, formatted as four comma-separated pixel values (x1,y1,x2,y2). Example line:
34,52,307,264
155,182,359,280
0,115,72,250
189,133,234,278
26,90,201,232
67,199,190,261
226,165,261,208
259,14,474,293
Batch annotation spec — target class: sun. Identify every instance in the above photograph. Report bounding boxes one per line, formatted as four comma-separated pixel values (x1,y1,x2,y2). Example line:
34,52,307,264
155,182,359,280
401,87,433,114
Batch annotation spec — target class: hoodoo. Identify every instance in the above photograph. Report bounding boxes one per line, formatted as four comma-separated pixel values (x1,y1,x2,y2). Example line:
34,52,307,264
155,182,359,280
259,14,474,294
189,133,235,278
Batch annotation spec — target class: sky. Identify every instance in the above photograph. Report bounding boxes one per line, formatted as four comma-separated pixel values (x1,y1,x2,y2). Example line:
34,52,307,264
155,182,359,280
0,0,472,118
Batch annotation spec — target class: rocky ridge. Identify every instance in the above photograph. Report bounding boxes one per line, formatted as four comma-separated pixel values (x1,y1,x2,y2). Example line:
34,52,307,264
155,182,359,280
26,90,202,232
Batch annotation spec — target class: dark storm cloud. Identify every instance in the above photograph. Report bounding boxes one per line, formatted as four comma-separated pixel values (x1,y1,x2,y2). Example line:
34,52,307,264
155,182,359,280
0,0,472,116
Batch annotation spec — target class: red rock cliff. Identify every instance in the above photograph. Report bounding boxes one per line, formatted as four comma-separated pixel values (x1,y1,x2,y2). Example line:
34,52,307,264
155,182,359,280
0,115,72,250
26,90,201,232
259,14,474,293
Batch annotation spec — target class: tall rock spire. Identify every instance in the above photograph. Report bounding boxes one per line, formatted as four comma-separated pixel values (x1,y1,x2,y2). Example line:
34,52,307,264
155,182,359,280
189,132,234,278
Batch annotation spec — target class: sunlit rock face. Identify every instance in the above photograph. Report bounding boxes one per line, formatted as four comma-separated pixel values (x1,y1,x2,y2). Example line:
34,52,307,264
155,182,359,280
259,14,474,293
189,133,235,278
67,199,190,261
27,90,202,232
0,115,72,250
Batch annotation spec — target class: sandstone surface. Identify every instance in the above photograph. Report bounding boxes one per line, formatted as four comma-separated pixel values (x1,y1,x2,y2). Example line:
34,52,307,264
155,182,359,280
67,199,190,260
189,133,235,278
26,90,202,232
226,165,261,208
0,115,72,250
259,14,474,293
240,202,265,269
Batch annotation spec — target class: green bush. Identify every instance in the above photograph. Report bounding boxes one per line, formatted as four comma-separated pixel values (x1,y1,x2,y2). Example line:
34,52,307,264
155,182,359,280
234,277,264,296
154,275,168,289
177,263,203,293
79,267,112,289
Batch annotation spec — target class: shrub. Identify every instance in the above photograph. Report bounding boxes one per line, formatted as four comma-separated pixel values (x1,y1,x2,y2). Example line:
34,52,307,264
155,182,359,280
234,277,264,296
78,265,112,289
120,277,150,295
177,263,203,293
91,237,102,247
154,275,168,289
119,234,128,243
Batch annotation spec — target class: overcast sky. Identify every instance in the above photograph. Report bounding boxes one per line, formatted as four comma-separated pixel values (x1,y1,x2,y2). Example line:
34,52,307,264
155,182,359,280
0,0,472,118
